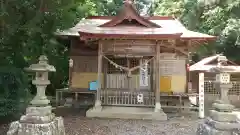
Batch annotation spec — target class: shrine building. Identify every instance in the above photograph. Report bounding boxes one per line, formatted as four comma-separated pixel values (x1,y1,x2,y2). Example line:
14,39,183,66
56,0,216,120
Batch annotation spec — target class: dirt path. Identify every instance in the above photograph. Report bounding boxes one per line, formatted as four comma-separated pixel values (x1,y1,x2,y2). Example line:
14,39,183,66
1,108,201,135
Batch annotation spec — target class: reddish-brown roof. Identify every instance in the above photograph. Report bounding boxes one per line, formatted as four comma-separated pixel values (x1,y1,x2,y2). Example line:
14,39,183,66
56,1,216,41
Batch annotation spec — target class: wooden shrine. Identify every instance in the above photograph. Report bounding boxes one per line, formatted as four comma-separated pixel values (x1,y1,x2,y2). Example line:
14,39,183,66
56,0,216,119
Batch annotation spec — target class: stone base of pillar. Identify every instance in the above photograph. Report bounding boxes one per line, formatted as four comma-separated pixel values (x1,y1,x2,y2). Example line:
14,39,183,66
153,102,167,120
154,102,162,112
7,106,65,135
94,100,102,111
196,117,240,135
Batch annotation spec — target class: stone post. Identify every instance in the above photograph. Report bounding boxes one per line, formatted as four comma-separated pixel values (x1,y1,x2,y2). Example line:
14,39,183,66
7,55,65,135
196,55,240,135
198,72,205,119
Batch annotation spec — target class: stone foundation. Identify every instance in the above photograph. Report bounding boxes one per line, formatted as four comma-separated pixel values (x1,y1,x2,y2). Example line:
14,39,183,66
7,117,65,135
197,118,240,135
86,106,168,120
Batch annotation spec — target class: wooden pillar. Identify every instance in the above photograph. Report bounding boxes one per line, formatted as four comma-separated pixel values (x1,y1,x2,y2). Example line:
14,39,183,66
68,39,74,87
150,58,153,91
154,42,162,112
103,59,107,89
95,41,103,109
186,40,192,93
127,58,131,91
152,57,156,92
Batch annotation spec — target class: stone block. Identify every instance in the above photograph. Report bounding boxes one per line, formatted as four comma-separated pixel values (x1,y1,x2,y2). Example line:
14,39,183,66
209,110,238,122
196,117,240,135
196,122,240,135
20,113,55,124
26,106,52,116
7,117,65,135
30,98,50,106
212,103,235,112
205,117,240,130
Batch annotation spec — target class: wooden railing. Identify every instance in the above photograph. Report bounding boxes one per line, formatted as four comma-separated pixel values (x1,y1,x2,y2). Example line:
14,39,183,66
100,90,155,107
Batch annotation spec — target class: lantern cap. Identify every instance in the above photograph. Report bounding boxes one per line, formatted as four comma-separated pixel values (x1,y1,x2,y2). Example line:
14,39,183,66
25,55,56,72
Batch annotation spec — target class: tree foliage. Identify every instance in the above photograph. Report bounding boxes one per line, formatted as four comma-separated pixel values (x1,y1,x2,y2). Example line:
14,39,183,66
0,0,150,118
0,0,98,118
94,0,150,16
0,67,29,121
153,0,240,61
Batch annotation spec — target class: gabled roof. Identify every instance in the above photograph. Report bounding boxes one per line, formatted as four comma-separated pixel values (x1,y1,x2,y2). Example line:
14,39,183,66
56,16,216,40
100,0,160,28
56,0,216,40
189,54,240,72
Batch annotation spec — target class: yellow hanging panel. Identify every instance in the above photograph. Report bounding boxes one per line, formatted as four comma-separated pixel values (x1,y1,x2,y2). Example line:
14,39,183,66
160,76,172,93
71,72,103,88
171,75,186,93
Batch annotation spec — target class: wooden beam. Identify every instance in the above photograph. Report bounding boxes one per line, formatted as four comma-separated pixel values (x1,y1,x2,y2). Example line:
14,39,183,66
159,44,188,56
101,39,157,46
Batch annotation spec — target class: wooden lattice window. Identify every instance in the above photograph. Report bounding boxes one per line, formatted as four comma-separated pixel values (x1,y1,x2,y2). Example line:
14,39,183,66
107,57,127,74
130,58,140,74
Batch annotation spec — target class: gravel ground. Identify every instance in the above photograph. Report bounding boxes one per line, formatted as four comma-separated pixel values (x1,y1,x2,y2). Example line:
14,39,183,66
0,108,202,135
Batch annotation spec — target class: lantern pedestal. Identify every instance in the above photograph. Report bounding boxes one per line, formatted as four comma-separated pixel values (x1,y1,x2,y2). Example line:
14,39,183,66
7,55,65,135
30,79,51,106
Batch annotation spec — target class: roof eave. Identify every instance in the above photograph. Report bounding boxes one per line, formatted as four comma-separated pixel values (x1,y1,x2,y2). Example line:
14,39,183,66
181,36,217,41
78,31,183,40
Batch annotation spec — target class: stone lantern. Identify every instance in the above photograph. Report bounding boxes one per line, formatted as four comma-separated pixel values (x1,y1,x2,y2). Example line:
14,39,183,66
7,55,65,135
212,56,235,112
197,55,240,135
25,55,56,106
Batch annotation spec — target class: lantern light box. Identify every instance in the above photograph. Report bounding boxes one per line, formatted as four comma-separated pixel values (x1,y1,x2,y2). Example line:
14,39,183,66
216,73,230,83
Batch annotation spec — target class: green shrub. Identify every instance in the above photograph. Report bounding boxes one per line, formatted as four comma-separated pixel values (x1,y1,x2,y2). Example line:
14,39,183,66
0,67,30,120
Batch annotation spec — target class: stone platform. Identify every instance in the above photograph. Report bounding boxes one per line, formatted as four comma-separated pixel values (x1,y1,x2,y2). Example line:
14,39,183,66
86,106,168,120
